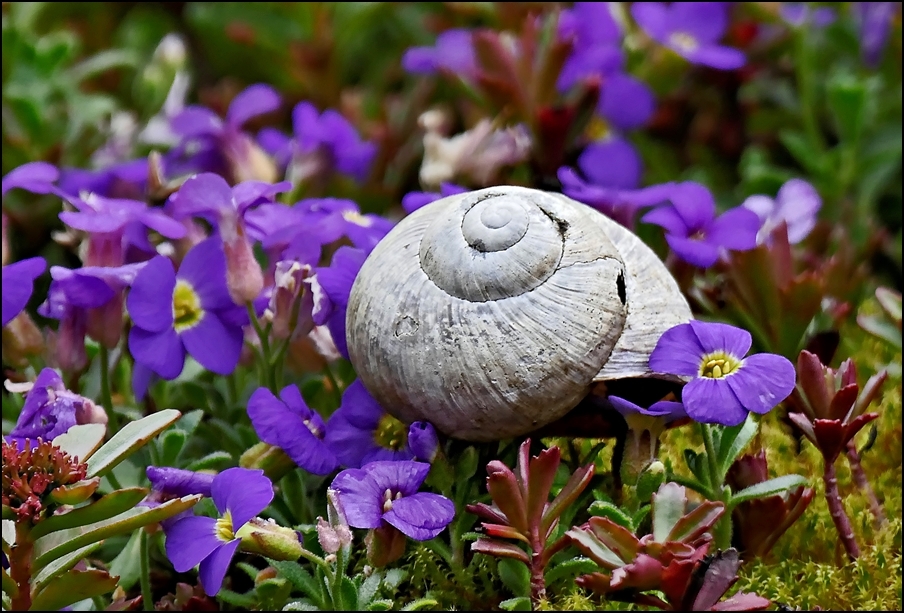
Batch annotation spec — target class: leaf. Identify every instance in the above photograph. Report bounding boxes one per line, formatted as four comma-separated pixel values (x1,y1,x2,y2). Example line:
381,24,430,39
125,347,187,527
284,601,321,611
665,500,725,544
827,74,868,145
107,529,143,592
526,446,561,528
31,542,103,590
357,571,382,607
217,588,256,608
33,494,201,572
730,475,810,507
270,560,325,607
651,482,687,543
158,429,187,466
30,568,119,611
683,449,710,488
366,600,393,611
30,487,148,540
542,463,594,536
498,558,531,598
565,527,624,570
544,556,599,586
86,409,181,478
588,500,634,530
499,596,532,611
337,575,359,611
67,48,139,82
52,424,106,462
471,538,530,564
382,568,406,591
716,415,759,476
185,450,234,472
586,517,640,563
779,130,828,176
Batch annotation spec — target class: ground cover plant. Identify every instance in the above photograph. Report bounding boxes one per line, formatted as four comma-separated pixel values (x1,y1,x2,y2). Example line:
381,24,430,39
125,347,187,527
2,2,901,611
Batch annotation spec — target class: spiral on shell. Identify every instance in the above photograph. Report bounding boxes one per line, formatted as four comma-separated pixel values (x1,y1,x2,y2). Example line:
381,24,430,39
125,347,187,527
346,186,691,441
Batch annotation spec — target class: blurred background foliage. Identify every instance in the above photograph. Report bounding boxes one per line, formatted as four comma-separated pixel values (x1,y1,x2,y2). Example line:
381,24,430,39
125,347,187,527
2,2,902,288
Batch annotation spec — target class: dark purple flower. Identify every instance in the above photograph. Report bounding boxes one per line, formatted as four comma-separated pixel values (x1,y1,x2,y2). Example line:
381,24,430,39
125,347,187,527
780,3,837,28
164,467,273,596
741,178,821,245
324,380,415,468
291,198,393,254
5,368,104,446
147,466,215,498
309,246,367,359
247,385,339,475
1,162,60,197
402,29,478,80
632,2,745,70
127,238,246,380
2,257,46,326
855,3,900,67
402,183,468,214
641,182,760,267
407,422,439,463
58,159,149,201
649,321,795,426
331,460,454,541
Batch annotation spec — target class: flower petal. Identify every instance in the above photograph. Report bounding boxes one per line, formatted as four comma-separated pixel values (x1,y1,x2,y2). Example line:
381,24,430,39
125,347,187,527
598,74,656,131
670,2,729,44
330,468,384,529
165,515,220,572
726,353,796,415
365,460,431,498
171,106,224,138
226,84,281,129
211,467,273,528
181,312,243,376
577,137,643,190
688,320,752,358
706,207,760,251
127,256,176,332
177,238,233,311
683,45,746,70
199,539,240,597
649,322,705,376
129,326,185,380
147,466,214,498
384,492,455,540
2,257,47,326
631,2,670,41
171,173,234,219
683,377,748,426
665,234,720,268
642,205,689,236
2,161,59,196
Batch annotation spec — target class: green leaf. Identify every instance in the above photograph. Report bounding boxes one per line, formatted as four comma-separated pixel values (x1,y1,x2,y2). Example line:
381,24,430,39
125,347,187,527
366,600,393,611
284,601,321,611
827,74,868,145
716,416,759,476
357,571,382,607
270,560,325,607
544,557,599,586
730,475,809,507
159,429,187,466
2,566,18,599
30,568,119,611
186,450,234,472
33,494,201,572
665,500,725,544
337,576,359,611
683,449,710,487
107,529,143,592
68,48,139,82
498,558,530,598
52,424,106,462
652,482,686,543
499,596,532,611
382,568,406,591
587,500,633,531
30,487,148,541
31,542,103,590
779,130,828,176
86,409,181,478
217,588,256,608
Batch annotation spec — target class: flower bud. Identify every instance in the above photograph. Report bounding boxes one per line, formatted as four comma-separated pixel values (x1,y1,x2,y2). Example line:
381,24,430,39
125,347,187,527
269,261,314,341
239,442,297,482
1,312,45,367
220,211,264,305
236,517,305,561
408,421,439,463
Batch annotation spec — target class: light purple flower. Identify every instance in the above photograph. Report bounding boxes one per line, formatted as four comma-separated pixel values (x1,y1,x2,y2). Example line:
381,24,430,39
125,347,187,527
164,467,274,596
127,238,246,380
292,198,393,254
632,2,746,70
780,3,837,28
331,460,455,541
649,321,795,426
855,3,901,68
407,422,439,463
402,183,468,214
641,182,760,267
608,396,687,422
1,162,61,197
741,178,821,245
5,368,105,446
2,257,46,326
402,29,478,79
309,246,367,359
247,385,339,475
324,380,415,468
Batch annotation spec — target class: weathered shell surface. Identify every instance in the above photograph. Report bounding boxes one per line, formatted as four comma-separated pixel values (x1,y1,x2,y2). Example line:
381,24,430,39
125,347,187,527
346,186,691,441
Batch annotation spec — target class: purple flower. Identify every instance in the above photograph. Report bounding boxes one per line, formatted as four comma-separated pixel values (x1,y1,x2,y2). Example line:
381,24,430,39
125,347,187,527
58,159,149,201
324,380,415,468
127,238,246,380
309,246,367,359
855,3,901,68
5,368,105,446
402,182,468,214
608,396,687,422
2,162,61,197
402,29,478,79
741,178,821,245
289,198,393,254
641,182,760,267
147,466,215,498
247,385,339,475
407,422,439,463
164,467,274,596
780,3,837,28
649,321,795,426
331,460,455,541
631,2,745,70
2,257,46,326
558,2,622,51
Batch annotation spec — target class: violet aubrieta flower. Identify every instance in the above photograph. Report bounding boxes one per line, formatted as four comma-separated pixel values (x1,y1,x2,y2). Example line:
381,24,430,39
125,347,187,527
164,467,274,596
780,3,837,28
309,246,367,359
741,178,821,245
324,380,415,468
2,162,61,197
2,257,46,326
5,368,106,446
127,238,246,380
402,29,478,80
402,182,467,214
649,321,795,426
58,158,150,202
641,182,760,267
631,2,746,70
609,396,687,423
247,385,339,475
147,466,215,498
331,460,455,541
855,3,901,68
407,421,439,463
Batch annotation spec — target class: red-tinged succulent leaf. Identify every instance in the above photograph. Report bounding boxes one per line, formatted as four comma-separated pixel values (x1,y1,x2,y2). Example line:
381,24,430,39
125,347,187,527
566,525,626,569
47,477,101,506
526,445,560,528
516,439,531,493
845,412,880,440
587,516,641,563
666,500,725,544
574,571,614,595
30,569,119,611
797,350,831,419
481,522,530,543
542,463,594,537
875,287,902,321
726,451,769,490
630,593,672,610
711,592,772,611
828,384,859,422
810,418,848,461
609,553,664,592
837,359,858,389
471,537,530,564
731,485,815,559
466,502,509,525
532,26,573,110
787,412,818,445
652,482,687,543
853,370,888,417
486,460,529,533
689,548,742,610
660,542,711,607
105,594,144,611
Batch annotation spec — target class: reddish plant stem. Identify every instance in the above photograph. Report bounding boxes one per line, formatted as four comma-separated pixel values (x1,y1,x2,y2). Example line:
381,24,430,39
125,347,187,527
529,527,546,608
10,522,33,610
845,441,886,527
822,461,860,561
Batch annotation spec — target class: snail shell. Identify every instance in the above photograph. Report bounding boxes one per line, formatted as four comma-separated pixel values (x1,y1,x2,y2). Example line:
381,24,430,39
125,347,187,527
346,186,691,441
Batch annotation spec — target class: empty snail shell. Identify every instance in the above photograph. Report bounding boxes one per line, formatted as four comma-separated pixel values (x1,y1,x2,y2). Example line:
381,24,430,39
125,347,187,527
346,186,691,442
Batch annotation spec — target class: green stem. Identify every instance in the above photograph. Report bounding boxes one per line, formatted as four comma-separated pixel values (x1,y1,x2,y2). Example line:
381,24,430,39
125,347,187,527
246,302,276,391
140,529,154,611
700,423,732,551
322,363,343,408
793,30,825,155
99,346,119,435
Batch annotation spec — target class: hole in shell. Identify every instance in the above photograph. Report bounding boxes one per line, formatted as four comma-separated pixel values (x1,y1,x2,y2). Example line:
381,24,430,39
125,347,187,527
616,271,626,305
394,315,419,337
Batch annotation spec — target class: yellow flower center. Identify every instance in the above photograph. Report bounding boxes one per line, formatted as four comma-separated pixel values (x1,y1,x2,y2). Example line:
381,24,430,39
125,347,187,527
172,280,203,332
342,210,372,227
699,352,741,379
215,510,235,542
586,116,611,142
669,32,699,53
374,413,408,451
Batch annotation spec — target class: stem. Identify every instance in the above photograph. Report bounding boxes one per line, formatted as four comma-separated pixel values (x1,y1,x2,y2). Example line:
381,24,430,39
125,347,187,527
99,346,119,435
845,441,886,528
528,525,546,607
247,302,275,391
140,529,154,611
823,460,860,561
9,522,33,610
322,363,343,409
793,30,825,155
700,424,732,550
